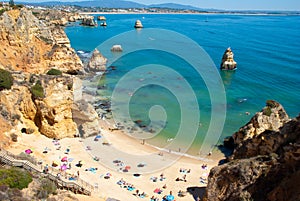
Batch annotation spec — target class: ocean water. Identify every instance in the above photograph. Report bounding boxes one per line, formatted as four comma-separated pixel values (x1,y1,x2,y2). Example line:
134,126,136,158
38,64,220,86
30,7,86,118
65,14,300,156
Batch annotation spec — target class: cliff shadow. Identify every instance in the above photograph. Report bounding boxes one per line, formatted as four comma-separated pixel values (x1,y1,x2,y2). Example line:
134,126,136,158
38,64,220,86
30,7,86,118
187,186,206,200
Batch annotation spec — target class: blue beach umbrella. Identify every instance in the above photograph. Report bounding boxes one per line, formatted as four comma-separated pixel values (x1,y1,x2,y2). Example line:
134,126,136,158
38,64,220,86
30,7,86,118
166,195,174,201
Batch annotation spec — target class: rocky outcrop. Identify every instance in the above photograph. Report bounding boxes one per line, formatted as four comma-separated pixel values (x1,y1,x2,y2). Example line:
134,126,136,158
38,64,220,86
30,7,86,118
0,73,79,139
231,100,289,147
87,49,107,72
220,47,237,70
72,100,100,138
46,44,83,74
204,104,300,201
34,76,78,139
111,45,123,52
0,8,83,74
134,20,143,28
97,16,106,21
32,9,86,26
81,16,97,26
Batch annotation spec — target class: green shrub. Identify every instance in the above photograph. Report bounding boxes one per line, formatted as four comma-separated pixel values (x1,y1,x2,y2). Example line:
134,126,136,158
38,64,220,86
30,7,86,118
0,69,13,91
46,68,62,75
31,81,44,99
35,178,57,199
263,107,272,116
0,167,32,190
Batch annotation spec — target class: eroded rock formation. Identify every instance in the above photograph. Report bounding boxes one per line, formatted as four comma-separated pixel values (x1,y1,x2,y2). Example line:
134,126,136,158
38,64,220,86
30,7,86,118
220,47,237,70
87,49,107,72
0,8,83,74
134,20,143,28
81,16,97,26
204,102,300,201
232,100,290,147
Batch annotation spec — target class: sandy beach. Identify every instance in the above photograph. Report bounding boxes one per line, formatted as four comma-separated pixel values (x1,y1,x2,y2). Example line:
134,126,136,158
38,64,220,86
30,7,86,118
6,118,224,201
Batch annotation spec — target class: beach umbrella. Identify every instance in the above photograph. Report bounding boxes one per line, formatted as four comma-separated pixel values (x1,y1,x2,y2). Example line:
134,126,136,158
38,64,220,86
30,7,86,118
25,149,32,154
154,188,160,193
60,164,67,171
166,195,175,201
125,166,131,170
68,158,74,162
52,161,58,167
61,156,68,162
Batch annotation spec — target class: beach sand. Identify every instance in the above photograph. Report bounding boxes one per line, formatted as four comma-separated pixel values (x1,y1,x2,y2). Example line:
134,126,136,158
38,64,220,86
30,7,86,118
7,118,224,201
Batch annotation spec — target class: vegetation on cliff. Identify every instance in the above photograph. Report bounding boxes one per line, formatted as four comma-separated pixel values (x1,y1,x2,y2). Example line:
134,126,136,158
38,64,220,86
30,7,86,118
30,81,44,99
46,68,62,76
0,167,32,190
205,101,299,201
0,69,13,91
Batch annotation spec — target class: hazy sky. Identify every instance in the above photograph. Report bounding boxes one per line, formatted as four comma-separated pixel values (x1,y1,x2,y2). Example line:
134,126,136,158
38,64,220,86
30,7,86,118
17,0,300,10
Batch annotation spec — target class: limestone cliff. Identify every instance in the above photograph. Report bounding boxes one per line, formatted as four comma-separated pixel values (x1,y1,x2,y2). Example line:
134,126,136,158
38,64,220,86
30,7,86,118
232,100,289,147
204,104,300,201
0,8,83,74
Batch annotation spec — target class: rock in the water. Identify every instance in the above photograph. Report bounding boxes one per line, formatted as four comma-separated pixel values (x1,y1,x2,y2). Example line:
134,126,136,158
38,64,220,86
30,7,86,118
134,20,143,28
81,16,97,26
220,47,237,70
111,45,123,52
97,16,106,21
87,49,107,72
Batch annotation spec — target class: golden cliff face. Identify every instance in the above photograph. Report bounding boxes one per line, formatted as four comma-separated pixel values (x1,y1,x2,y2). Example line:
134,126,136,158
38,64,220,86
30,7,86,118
0,8,83,74
0,73,79,142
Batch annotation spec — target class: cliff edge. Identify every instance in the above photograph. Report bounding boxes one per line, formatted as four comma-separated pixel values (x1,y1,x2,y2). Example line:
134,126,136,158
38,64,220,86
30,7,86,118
204,101,300,201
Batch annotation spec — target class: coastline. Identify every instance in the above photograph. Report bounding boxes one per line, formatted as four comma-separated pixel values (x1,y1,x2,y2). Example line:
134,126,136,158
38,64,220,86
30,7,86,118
79,11,300,16
6,115,224,200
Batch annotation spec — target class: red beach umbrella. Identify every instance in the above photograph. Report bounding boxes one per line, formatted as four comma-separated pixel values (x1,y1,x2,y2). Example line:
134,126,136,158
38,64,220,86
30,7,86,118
61,156,68,162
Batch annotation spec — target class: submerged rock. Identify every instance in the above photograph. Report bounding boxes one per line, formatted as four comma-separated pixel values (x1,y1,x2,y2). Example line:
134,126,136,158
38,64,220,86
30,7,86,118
111,45,123,52
134,20,143,28
220,47,237,70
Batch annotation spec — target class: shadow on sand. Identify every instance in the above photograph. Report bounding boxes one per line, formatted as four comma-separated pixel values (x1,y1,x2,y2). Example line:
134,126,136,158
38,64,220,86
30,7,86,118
187,186,206,201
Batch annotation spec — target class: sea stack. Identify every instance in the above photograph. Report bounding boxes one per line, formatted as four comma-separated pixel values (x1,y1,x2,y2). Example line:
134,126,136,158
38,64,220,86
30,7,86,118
220,47,237,70
134,20,143,28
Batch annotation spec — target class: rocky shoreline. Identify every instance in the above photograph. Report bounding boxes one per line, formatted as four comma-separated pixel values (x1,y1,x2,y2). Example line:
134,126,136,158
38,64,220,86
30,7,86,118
204,101,299,201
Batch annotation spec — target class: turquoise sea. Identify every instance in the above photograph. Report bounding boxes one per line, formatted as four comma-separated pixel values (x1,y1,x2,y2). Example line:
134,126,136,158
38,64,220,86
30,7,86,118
65,14,300,156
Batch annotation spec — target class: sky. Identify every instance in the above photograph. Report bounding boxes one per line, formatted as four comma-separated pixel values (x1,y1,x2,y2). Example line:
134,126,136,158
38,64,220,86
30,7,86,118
16,0,300,11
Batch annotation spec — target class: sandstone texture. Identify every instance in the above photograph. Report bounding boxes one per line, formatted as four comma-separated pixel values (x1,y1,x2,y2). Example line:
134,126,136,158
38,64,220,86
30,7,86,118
220,47,237,70
231,100,290,148
205,102,299,201
87,49,107,72
0,8,83,74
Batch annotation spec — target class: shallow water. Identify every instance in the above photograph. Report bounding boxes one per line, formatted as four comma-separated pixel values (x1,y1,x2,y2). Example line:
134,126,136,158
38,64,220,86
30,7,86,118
65,14,300,156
